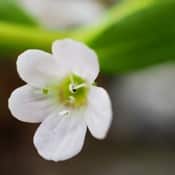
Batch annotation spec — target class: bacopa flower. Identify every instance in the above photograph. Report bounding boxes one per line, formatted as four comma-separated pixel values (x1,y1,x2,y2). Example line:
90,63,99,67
8,39,112,161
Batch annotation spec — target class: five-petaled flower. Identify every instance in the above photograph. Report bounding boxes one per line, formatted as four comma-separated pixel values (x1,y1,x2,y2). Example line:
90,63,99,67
8,39,112,161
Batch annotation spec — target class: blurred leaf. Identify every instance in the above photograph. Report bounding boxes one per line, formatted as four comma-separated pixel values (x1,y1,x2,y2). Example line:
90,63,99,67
0,22,69,56
86,0,175,73
0,0,38,26
1,0,175,74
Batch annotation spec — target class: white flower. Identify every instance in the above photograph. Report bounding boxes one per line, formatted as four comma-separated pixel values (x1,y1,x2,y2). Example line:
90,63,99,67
20,0,105,29
8,39,112,161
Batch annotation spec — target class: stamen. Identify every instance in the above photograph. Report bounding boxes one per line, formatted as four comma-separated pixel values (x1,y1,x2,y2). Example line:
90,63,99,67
70,74,74,84
69,83,87,93
69,84,76,93
74,83,87,90
58,74,88,108
59,110,70,116
69,96,75,103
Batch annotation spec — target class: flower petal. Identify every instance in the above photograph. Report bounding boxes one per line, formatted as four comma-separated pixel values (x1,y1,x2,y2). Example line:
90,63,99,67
33,113,87,161
17,49,60,87
52,39,99,83
85,86,112,139
8,85,57,123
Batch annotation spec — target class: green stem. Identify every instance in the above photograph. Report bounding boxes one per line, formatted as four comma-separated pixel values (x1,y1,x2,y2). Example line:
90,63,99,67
0,22,71,55
0,0,156,55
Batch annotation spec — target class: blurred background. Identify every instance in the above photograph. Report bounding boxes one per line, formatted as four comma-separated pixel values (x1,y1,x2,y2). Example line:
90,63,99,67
1,0,175,175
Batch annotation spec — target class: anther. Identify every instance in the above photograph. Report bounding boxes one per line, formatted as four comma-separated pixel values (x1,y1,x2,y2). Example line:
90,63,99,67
69,84,76,93
72,88,77,93
69,96,75,103
59,110,70,116
69,83,87,94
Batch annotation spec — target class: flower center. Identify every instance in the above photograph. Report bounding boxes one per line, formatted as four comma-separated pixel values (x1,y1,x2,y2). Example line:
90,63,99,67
58,74,89,108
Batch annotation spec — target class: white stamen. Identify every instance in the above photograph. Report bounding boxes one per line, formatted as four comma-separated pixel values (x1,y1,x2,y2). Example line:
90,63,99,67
74,83,87,90
59,110,70,116
70,74,74,84
69,96,75,103
69,84,75,93
69,83,87,93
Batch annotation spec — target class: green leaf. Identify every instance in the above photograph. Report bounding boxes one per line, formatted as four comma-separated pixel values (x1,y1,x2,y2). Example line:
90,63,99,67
0,22,69,56
0,0,38,26
86,0,175,73
1,0,175,74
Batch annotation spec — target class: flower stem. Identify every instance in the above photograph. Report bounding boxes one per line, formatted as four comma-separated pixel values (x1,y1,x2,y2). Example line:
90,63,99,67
0,22,72,56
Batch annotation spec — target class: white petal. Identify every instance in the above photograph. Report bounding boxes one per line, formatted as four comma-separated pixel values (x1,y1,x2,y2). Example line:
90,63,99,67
52,39,99,83
17,49,60,87
85,86,112,139
8,85,56,123
33,113,87,161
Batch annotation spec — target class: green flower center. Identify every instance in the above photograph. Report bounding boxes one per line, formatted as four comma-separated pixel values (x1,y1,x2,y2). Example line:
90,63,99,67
57,74,89,108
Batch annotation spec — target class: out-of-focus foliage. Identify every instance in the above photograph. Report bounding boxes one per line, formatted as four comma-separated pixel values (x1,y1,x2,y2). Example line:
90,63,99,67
1,0,175,74
88,0,175,73
0,0,38,26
